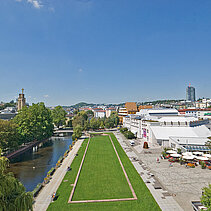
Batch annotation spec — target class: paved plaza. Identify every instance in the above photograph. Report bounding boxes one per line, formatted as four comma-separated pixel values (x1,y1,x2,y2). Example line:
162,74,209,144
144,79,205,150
114,131,211,211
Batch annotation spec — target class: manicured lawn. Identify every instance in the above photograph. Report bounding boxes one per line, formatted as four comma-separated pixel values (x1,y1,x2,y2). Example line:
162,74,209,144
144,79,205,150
47,133,161,211
72,135,133,201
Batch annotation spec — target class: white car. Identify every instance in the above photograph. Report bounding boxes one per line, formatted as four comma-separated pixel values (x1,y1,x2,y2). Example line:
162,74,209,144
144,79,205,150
130,140,135,146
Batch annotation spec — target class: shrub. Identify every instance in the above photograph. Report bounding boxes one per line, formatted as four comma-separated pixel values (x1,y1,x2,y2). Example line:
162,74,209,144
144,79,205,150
120,127,128,133
201,161,206,169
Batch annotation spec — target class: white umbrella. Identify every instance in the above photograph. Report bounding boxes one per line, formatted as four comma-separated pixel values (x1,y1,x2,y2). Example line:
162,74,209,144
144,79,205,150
193,151,204,156
204,154,211,158
196,156,208,161
182,152,193,156
166,150,177,154
170,154,182,158
183,155,195,160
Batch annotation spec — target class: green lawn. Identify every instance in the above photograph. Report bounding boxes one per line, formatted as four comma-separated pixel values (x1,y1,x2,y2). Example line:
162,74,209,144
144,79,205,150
47,133,161,211
72,135,133,201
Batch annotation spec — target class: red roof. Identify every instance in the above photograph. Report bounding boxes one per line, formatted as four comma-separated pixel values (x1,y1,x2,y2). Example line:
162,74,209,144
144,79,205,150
95,110,106,113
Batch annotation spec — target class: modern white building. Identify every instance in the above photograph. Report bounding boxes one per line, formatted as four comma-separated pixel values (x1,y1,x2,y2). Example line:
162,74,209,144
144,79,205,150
123,109,211,150
178,108,211,119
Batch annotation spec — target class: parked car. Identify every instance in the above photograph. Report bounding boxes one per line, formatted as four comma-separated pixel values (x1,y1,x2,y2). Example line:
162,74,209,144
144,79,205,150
130,140,135,146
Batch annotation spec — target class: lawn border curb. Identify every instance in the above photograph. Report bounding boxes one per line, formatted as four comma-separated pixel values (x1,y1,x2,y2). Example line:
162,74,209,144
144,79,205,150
68,134,137,204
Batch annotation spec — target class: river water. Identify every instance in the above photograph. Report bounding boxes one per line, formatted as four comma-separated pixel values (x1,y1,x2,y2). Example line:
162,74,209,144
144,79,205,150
9,136,72,192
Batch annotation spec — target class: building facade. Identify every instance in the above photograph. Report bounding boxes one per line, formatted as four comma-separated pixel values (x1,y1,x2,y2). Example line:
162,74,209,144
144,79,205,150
186,86,196,102
17,89,26,111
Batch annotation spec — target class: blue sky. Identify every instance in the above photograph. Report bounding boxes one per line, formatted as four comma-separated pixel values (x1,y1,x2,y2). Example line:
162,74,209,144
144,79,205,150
0,0,211,106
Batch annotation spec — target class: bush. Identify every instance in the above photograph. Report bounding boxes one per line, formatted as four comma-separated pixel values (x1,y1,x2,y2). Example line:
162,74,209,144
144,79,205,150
201,161,206,169
120,127,128,133
124,131,135,139
177,148,182,154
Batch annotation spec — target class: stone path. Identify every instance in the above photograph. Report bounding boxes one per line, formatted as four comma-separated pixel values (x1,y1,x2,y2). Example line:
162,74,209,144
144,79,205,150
33,139,83,211
114,132,183,211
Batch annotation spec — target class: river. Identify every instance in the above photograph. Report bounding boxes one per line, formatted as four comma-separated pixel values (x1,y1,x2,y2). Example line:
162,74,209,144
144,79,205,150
9,136,72,192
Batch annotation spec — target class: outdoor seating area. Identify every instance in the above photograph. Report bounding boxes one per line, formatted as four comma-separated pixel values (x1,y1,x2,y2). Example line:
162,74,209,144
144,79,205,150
161,149,211,169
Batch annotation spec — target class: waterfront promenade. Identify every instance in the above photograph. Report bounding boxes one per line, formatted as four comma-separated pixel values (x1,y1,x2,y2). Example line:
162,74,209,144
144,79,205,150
33,139,83,211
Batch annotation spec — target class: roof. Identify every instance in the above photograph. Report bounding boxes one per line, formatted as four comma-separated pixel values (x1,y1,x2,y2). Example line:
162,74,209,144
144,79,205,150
125,102,138,112
159,116,197,122
94,110,106,113
150,125,211,140
170,137,210,146
139,105,153,110
107,108,116,110
179,108,211,112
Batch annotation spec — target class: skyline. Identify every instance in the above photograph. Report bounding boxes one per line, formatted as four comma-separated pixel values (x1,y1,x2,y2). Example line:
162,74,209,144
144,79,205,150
1,0,211,106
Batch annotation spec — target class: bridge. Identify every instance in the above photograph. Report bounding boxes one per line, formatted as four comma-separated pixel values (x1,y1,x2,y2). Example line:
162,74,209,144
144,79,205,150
53,129,73,134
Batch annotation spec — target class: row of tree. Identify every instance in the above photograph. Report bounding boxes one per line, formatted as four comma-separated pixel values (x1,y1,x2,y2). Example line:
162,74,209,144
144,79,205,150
0,103,67,153
71,111,119,139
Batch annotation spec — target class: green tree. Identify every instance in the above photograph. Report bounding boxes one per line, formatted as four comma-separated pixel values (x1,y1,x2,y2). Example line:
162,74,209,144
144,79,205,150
72,125,83,140
83,119,90,131
0,149,33,211
0,120,21,152
100,120,104,129
51,106,67,128
86,110,94,117
201,184,211,210
72,115,85,129
13,103,54,143
90,118,99,130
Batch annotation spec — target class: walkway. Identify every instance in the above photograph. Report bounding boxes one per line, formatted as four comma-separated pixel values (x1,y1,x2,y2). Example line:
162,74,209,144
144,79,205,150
114,132,183,211
33,139,83,211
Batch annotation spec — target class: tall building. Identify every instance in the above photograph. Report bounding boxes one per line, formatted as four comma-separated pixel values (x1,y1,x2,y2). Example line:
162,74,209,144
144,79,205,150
17,88,26,111
186,85,196,102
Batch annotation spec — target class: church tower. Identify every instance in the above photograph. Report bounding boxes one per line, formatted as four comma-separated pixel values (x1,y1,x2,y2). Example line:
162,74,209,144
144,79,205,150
17,88,26,111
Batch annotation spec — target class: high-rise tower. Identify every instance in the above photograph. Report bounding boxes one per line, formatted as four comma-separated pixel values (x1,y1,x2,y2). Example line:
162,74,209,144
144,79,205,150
17,88,26,110
186,85,196,102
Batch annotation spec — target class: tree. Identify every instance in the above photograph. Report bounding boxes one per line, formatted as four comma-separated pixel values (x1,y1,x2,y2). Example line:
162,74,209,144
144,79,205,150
90,118,99,130
100,121,104,129
0,149,33,211
83,120,90,131
51,106,67,128
86,110,94,117
72,125,83,140
201,184,211,210
0,120,21,152
13,103,54,143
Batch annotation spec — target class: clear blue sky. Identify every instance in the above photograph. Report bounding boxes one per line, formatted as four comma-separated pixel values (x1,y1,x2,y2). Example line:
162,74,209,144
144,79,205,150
0,0,211,106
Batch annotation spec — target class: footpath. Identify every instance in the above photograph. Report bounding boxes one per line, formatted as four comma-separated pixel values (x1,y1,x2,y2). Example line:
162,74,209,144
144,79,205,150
33,139,83,211
114,132,183,211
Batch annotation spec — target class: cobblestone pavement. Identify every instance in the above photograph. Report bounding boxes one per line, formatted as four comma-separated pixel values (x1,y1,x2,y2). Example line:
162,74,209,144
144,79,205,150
115,131,211,211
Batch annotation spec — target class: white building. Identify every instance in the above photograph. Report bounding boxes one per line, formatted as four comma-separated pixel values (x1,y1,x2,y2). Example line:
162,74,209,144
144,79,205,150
94,109,106,118
123,109,211,149
106,108,117,118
